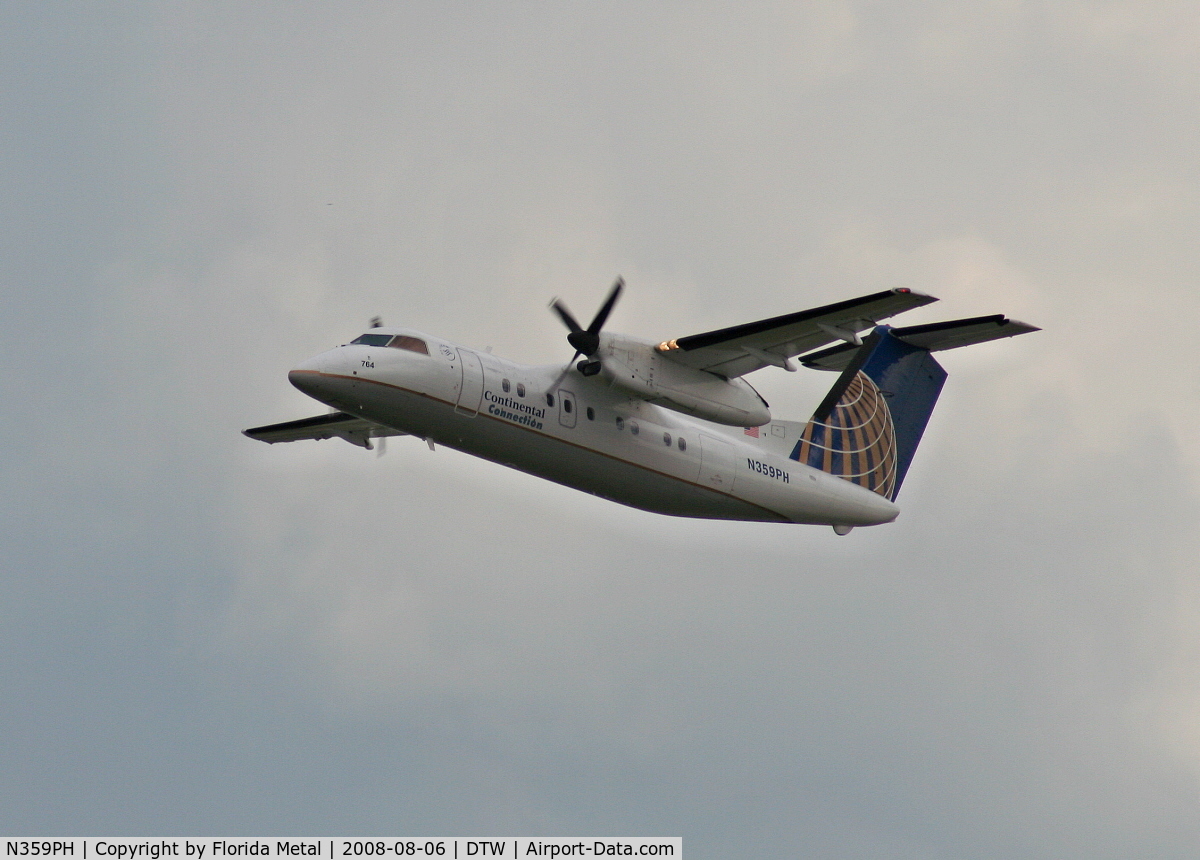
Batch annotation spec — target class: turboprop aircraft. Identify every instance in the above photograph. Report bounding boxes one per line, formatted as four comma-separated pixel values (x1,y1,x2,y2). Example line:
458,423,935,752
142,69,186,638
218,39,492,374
244,281,1036,533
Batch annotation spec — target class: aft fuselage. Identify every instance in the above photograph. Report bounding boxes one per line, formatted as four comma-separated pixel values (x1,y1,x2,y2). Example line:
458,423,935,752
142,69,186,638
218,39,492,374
288,329,899,527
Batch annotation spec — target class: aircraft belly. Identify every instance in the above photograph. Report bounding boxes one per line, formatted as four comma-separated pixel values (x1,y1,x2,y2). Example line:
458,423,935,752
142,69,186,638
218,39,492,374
456,413,784,522
344,377,786,522
316,373,892,526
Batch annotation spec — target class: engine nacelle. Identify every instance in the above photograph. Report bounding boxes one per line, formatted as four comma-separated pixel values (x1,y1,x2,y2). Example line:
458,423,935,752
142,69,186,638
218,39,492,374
600,334,771,427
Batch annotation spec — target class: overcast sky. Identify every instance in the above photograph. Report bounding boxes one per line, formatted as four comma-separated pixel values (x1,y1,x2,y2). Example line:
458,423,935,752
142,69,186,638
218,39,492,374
4,2,1200,856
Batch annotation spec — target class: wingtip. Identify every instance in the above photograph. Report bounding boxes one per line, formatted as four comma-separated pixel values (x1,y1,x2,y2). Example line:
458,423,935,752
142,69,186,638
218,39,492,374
242,428,271,443
1005,318,1041,334
891,287,938,303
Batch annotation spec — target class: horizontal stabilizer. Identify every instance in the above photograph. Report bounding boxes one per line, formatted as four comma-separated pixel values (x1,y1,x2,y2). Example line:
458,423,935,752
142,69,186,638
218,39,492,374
799,315,1039,371
243,411,406,449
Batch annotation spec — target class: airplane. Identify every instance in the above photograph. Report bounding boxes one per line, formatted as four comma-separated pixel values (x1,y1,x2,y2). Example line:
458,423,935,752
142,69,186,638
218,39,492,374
244,281,1037,534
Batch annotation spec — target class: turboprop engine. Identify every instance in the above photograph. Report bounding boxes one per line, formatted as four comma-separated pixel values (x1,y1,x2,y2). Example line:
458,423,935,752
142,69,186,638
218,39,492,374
549,278,770,427
599,333,771,427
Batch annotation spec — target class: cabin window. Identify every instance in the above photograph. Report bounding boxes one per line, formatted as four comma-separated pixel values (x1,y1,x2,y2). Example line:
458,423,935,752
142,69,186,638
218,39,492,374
663,432,672,446
388,335,429,355
678,437,687,452
564,399,572,413
546,393,555,407
615,416,624,431
517,383,526,398
629,420,639,436
502,378,511,393
586,407,595,421
351,333,392,347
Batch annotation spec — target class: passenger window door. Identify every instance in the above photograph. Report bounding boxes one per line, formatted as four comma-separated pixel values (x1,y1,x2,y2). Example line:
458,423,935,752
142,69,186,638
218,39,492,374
558,389,577,428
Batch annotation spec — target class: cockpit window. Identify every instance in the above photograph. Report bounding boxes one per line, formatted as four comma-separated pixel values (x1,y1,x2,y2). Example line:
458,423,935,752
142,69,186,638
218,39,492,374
349,333,430,354
388,335,429,355
351,333,392,347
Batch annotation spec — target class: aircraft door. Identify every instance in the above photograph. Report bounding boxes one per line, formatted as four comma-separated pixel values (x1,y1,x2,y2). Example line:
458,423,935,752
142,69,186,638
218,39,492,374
455,349,484,415
558,390,577,428
698,433,736,492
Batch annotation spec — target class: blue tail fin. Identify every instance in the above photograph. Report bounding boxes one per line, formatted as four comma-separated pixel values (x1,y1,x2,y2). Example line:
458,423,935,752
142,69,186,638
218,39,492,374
789,326,946,500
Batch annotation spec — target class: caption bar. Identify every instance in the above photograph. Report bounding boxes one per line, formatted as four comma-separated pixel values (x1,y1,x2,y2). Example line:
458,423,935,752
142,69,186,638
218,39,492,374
3,841,680,860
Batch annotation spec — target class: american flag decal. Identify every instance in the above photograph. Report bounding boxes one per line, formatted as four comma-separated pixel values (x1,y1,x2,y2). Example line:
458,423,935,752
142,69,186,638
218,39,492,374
744,426,760,438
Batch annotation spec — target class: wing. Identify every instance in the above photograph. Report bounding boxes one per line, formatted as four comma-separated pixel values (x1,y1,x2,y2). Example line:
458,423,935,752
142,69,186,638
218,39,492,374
799,314,1040,371
655,288,938,378
243,411,407,450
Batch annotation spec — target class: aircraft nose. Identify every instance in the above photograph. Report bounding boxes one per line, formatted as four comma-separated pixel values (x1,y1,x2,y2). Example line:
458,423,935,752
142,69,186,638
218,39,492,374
287,366,318,397
288,348,347,398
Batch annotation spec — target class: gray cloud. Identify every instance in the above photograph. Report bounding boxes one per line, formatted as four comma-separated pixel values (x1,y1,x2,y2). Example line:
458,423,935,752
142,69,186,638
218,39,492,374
3,2,1200,857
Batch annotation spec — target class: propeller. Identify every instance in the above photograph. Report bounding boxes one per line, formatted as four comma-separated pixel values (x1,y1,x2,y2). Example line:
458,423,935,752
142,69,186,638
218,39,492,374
548,277,623,387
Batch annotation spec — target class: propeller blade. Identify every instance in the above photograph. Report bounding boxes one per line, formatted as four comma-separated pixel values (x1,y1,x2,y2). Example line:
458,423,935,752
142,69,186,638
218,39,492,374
550,299,584,334
549,352,581,392
587,277,624,334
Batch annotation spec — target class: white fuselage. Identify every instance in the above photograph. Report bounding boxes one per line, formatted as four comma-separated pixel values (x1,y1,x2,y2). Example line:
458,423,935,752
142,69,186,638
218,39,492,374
288,328,900,527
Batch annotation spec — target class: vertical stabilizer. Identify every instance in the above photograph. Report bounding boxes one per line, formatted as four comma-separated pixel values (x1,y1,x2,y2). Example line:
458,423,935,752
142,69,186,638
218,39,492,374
790,326,946,500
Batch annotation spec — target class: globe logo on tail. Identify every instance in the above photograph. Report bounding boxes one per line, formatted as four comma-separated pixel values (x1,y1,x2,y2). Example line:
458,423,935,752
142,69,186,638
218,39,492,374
794,371,898,499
